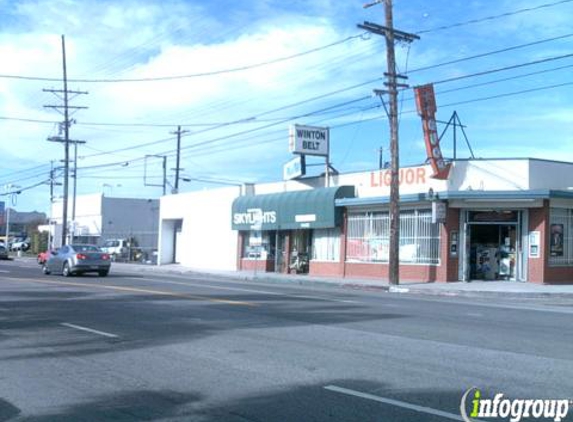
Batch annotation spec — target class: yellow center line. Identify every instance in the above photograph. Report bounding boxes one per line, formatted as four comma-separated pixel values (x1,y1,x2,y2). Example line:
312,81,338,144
5,277,257,307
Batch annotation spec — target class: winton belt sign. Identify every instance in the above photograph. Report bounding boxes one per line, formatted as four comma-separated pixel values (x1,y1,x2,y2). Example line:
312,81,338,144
289,124,329,157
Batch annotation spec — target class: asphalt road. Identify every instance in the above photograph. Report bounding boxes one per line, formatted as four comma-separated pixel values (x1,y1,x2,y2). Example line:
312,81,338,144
0,259,572,422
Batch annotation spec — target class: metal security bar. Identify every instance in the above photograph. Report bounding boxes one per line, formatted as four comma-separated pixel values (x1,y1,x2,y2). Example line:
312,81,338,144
549,208,572,266
346,210,440,264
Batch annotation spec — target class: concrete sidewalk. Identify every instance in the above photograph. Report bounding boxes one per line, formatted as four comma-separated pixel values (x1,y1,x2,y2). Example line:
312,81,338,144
110,261,573,299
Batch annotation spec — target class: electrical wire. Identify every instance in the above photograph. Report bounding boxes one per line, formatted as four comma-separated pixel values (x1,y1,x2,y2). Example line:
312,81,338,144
408,32,573,74
417,0,573,35
0,34,365,83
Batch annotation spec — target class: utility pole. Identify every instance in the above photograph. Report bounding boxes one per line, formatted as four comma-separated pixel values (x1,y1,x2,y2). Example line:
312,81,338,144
44,35,88,247
359,1,419,285
170,126,188,193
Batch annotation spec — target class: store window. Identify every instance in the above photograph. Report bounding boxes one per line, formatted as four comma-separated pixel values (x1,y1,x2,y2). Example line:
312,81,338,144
346,209,440,264
549,208,572,266
242,231,276,259
312,228,340,262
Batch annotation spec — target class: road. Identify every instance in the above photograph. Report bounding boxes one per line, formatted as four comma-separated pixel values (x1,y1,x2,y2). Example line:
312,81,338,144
0,259,572,421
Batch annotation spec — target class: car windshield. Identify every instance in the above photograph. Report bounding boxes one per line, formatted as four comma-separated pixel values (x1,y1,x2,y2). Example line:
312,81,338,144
71,245,100,252
104,240,119,247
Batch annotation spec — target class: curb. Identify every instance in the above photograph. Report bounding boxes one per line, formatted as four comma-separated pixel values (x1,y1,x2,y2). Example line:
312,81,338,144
387,286,573,299
107,263,573,299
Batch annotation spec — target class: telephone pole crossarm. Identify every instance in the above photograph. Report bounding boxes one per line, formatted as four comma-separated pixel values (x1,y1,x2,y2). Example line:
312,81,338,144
357,21,419,43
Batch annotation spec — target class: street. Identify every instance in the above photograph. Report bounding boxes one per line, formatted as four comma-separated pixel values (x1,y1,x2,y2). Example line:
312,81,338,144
0,259,572,421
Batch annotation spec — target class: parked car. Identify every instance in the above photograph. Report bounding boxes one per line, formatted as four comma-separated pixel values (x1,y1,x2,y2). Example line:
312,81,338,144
10,238,30,251
0,245,8,260
42,244,111,277
101,238,130,261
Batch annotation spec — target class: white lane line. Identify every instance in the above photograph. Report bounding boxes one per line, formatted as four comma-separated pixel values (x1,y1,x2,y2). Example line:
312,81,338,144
466,312,484,317
61,323,119,338
123,277,359,304
324,385,470,422
0,270,10,273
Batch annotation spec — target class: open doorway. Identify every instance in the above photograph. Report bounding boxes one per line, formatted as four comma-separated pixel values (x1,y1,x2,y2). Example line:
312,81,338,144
289,230,312,274
469,224,517,280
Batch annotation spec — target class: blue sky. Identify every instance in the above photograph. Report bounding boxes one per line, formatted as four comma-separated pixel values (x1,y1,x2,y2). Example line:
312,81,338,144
1,0,572,214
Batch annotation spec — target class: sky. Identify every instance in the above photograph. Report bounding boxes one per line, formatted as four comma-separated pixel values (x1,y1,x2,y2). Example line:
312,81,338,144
0,0,572,214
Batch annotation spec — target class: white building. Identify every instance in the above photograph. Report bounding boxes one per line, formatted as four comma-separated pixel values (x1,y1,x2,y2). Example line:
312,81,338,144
158,158,573,285
49,194,159,256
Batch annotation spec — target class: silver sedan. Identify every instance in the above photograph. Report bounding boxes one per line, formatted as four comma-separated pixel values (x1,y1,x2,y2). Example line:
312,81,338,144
43,244,111,277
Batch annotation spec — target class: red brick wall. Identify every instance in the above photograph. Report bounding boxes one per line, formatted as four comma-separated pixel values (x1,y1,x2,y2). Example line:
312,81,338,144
442,208,460,282
236,232,244,270
528,202,548,284
309,261,342,277
345,262,386,279
343,262,443,283
545,266,573,284
240,258,274,272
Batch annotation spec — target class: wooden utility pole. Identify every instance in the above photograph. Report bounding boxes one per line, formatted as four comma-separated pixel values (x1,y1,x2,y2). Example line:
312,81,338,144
359,1,419,285
44,35,87,246
170,126,189,193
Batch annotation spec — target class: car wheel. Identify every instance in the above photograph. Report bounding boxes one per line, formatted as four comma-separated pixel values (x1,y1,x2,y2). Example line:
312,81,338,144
62,262,72,277
98,270,109,277
42,264,51,275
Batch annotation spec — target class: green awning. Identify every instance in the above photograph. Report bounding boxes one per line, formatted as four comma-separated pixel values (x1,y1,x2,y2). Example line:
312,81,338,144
232,186,355,230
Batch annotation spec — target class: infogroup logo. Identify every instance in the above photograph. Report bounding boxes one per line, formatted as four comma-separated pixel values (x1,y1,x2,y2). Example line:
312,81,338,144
460,387,571,422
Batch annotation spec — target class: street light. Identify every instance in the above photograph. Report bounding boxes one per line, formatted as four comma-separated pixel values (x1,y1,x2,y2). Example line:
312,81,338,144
3,184,21,256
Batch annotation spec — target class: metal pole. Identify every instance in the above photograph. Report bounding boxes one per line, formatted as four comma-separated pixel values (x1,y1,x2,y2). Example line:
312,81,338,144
175,126,181,193
61,35,70,246
72,141,78,242
385,0,400,286
4,202,10,257
162,156,167,196
453,112,458,160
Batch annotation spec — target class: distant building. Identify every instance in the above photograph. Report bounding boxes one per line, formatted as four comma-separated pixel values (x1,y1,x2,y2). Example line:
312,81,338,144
47,194,159,258
1,208,47,237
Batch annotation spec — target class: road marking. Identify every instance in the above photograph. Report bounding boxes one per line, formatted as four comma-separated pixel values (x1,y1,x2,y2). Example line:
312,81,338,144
10,278,256,307
0,270,10,273
466,312,484,317
61,323,118,338
324,385,471,421
123,277,359,304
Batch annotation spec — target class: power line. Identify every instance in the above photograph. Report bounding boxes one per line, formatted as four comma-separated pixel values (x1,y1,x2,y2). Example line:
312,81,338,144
408,32,573,74
417,0,573,35
0,34,365,83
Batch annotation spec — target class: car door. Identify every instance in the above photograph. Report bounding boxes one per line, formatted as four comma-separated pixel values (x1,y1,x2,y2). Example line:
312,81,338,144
51,246,67,272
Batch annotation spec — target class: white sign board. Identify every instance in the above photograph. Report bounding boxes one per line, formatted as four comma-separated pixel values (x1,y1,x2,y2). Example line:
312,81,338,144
432,202,447,224
529,231,540,258
289,124,329,157
283,155,306,180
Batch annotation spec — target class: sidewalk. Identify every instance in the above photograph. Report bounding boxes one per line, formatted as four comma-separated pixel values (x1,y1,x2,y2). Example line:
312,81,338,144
111,261,573,299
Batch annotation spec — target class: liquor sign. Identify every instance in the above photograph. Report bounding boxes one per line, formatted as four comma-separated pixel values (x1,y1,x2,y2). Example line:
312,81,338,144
283,155,306,180
414,84,450,179
289,124,329,157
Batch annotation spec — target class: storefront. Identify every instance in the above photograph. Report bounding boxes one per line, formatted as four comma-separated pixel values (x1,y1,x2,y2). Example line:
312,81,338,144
160,158,573,284
232,186,355,274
